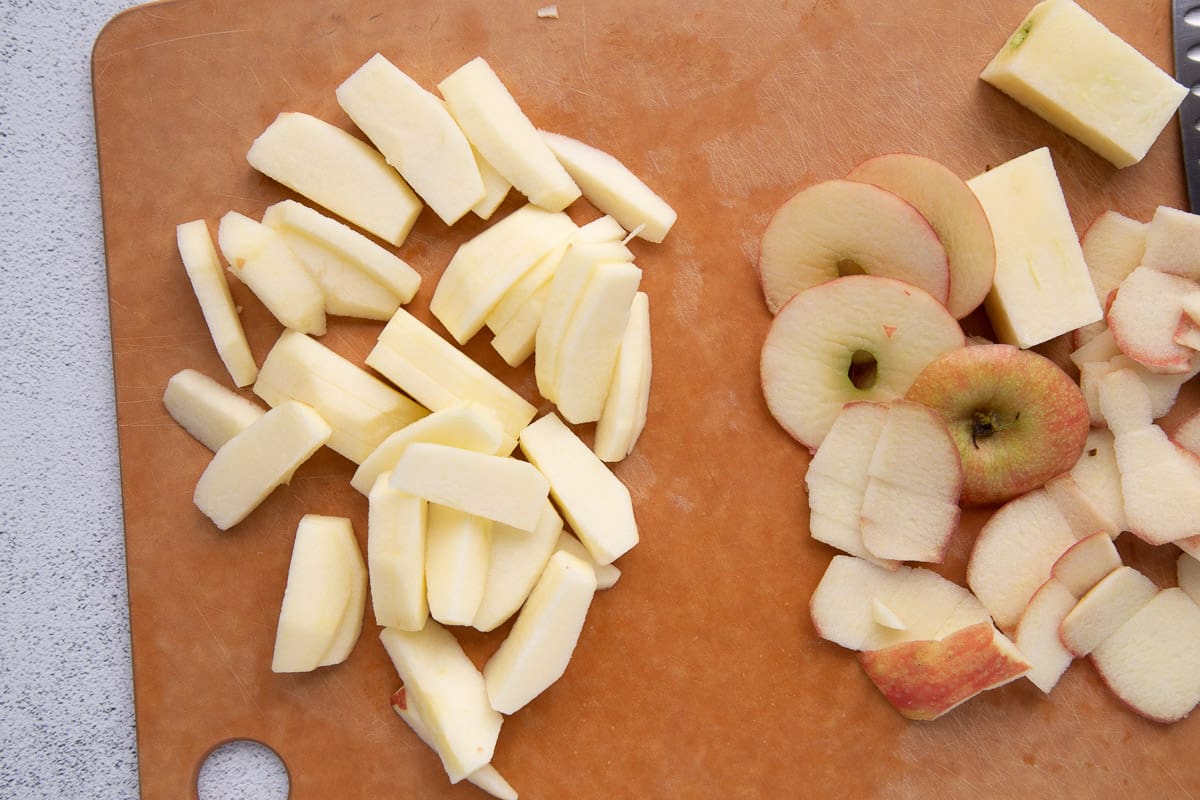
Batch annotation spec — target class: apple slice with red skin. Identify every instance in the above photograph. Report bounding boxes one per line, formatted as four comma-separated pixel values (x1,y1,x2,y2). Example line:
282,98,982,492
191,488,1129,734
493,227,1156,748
846,153,994,319
1072,211,1147,349
1050,532,1121,597
905,344,1089,506
1140,205,1200,280
1091,588,1200,723
1059,566,1158,658
1042,473,1118,540
758,179,950,313
1106,266,1200,375
1014,578,1078,694
858,622,1031,721
1079,354,1196,427
761,275,964,450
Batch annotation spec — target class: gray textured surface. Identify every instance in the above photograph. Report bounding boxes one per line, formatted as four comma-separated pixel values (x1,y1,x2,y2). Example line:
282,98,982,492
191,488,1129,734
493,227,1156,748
1,1,284,797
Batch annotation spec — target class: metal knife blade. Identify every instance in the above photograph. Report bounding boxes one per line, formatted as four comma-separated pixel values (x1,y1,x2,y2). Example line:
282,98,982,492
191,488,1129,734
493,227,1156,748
1173,0,1200,211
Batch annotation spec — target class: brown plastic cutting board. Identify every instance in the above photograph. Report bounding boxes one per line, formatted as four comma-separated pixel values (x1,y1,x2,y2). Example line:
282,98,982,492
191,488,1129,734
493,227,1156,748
93,0,1199,797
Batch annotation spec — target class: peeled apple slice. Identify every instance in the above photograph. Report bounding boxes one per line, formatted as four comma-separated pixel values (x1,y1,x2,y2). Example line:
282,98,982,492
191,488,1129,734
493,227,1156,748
576,215,628,243
424,504,492,627
540,130,677,243
317,521,369,667
554,529,621,590
474,501,564,632
594,291,652,462
162,368,265,452
368,477,429,631
470,145,512,220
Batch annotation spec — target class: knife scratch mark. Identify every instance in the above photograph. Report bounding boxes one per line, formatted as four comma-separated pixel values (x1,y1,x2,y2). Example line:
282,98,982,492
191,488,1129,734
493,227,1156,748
126,28,255,53
193,598,264,715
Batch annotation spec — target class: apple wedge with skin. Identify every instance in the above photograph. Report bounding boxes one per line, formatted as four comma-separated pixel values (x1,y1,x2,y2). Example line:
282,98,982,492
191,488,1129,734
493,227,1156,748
758,179,950,314
1050,532,1121,597
368,476,429,632
761,274,964,450
1072,210,1147,349
905,343,1089,505
1091,588,1200,723
1014,578,1078,693
1059,566,1158,657
846,153,995,319
1106,266,1200,375
162,369,265,452
1179,553,1200,606
858,622,1031,721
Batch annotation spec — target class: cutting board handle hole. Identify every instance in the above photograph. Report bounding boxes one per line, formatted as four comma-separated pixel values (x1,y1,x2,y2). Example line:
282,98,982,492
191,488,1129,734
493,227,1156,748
197,739,290,800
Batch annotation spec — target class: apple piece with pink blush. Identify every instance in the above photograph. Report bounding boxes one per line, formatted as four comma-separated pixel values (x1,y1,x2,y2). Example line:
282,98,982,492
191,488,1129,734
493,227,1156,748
1072,210,1146,349
1014,578,1077,693
1050,532,1121,597
1106,266,1200,375
1059,566,1157,658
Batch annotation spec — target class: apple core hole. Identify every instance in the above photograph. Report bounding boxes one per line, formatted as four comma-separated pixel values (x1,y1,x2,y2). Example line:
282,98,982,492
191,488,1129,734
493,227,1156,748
836,258,866,277
197,739,290,800
848,349,878,390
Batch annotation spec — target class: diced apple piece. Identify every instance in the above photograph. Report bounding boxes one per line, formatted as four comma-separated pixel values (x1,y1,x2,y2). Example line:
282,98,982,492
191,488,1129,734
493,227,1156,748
484,550,597,714
246,112,421,245
337,54,484,225
254,330,427,464
474,501,564,632
576,215,627,243
367,308,537,442
871,598,907,631
272,515,364,672
379,622,503,782
1014,578,1077,693
1091,588,1200,723
758,179,950,313
1059,566,1157,657
761,275,965,450
554,530,621,590
860,399,963,563
1099,368,1200,545
368,476,428,631
1073,211,1146,347
1042,473,1117,539
594,291,652,462
1107,266,1200,374
846,153,995,319
1141,205,1200,280
966,488,1079,630
163,368,265,452
424,504,492,627
980,0,1186,168
518,413,638,565
438,57,580,212
175,220,258,386
192,401,331,531
217,211,326,335
810,555,988,651
858,622,1031,720
1050,532,1121,597
540,130,677,243
1069,429,1126,535
553,260,642,424
389,443,548,532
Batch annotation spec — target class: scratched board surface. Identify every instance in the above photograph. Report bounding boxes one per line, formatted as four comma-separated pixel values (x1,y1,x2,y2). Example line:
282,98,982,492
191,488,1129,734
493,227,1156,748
94,0,1197,797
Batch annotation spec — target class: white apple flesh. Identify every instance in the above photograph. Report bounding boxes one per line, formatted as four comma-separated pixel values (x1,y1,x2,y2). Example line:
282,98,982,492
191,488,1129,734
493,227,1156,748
1014,578,1077,693
162,368,264,452
593,290,652,462
474,501,564,633
1059,566,1158,657
1106,266,1200,375
1050,531,1121,597
423,504,492,627
368,476,429,631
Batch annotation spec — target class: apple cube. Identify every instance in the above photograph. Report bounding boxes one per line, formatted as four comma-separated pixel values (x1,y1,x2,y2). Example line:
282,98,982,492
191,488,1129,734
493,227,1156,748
474,501,564,632
424,504,492,627
1050,532,1121,597
162,368,265,452
1015,578,1077,693
594,291,652,462
368,476,428,631
980,0,1186,168
246,112,421,245
1059,566,1158,657
192,401,331,531
175,220,258,386
1106,266,1200,374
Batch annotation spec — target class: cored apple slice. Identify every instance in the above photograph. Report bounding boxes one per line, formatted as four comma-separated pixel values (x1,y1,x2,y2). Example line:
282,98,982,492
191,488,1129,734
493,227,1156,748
965,488,1079,631
424,505,492,627
1098,368,1200,545
1072,210,1147,348
1091,588,1200,723
163,369,265,452
846,153,995,319
368,476,429,631
1178,553,1200,606
474,501,564,633
594,291,652,463
761,275,964,450
1068,429,1127,535
1107,266,1200,374
906,344,1089,505
858,622,1031,721
1141,205,1200,280
758,179,950,313
1014,578,1077,693
1059,566,1158,657
1050,532,1121,597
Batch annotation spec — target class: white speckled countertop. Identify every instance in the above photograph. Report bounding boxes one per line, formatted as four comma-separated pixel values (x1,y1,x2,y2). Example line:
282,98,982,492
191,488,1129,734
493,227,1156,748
2,1,285,796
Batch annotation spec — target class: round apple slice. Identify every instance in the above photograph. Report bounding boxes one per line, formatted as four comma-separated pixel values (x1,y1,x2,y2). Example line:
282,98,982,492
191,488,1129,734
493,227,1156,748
846,154,995,319
758,179,950,313
760,275,964,450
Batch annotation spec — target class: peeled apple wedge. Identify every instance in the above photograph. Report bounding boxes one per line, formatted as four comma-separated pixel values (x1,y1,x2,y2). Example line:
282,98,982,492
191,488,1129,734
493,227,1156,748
554,530,621,590
576,215,628,243
474,501,564,633
246,111,421,246
368,477,429,631
594,291,652,462
486,240,570,335
540,130,677,243
162,368,264,452
175,220,258,387
424,504,492,627
337,53,485,225
469,145,512,220
192,401,331,531
490,284,550,368
271,515,365,673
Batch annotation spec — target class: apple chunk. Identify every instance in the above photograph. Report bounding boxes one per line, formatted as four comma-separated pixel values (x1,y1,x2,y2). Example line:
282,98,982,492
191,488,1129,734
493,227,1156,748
162,368,265,452
761,275,964,450
858,622,1031,721
758,179,949,313
1141,205,1200,280
1073,210,1146,347
1068,428,1126,535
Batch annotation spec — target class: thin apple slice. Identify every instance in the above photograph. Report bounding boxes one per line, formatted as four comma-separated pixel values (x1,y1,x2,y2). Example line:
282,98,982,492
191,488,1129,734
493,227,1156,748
1091,588,1200,723
175,220,258,386
438,57,580,212
872,598,907,630
1107,266,1200,374
368,476,429,631
490,284,548,367
846,153,995,319
1141,205,1200,280
576,215,628,243
554,530,621,590
193,401,331,531
1072,211,1147,348
474,501,564,633
1015,578,1078,693
317,523,369,667
594,291,652,463
424,504,492,627
758,179,950,313
858,622,1031,720
1050,532,1121,597
1178,553,1200,606
1173,407,1200,455
469,145,512,220
379,622,503,783
1069,327,1121,370
1080,354,1195,427
540,130,677,243
966,488,1079,631
163,368,265,452
1069,429,1126,535
1060,566,1158,657
761,275,964,450
1042,473,1118,539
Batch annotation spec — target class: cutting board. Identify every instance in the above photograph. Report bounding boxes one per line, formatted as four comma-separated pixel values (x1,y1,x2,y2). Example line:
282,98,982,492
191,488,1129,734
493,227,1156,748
93,0,1199,797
